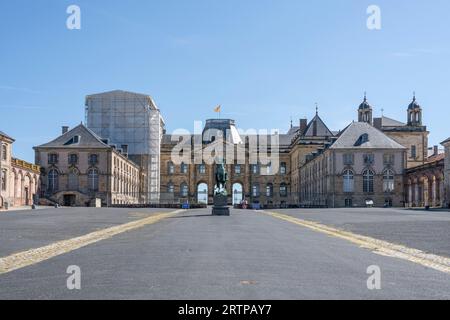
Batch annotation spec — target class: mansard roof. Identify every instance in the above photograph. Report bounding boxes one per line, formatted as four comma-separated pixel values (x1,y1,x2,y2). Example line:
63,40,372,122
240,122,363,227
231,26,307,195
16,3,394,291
330,122,406,150
35,124,111,149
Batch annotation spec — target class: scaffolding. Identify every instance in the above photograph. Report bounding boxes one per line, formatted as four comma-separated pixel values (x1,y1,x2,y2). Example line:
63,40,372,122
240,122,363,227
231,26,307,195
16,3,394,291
85,90,164,204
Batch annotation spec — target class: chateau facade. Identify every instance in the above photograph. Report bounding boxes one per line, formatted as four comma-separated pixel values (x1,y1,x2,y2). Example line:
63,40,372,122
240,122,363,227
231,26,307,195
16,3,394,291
2,90,446,209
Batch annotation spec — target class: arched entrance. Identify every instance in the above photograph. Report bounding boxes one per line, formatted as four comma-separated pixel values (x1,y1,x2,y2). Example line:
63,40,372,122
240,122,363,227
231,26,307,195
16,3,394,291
197,183,208,204
232,183,243,205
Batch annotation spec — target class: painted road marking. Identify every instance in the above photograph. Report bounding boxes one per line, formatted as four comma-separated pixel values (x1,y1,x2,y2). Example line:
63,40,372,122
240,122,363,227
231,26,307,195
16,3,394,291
263,211,450,275
0,210,183,275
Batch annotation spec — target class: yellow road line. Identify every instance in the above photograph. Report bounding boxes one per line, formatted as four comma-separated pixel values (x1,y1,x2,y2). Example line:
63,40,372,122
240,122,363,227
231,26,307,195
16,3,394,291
0,210,183,275
262,210,450,275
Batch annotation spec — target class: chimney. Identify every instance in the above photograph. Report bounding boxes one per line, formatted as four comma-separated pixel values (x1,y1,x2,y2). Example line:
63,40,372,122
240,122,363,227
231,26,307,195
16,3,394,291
62,126,69,135
434,145,439,156
373,118,382,130
300,118,307,135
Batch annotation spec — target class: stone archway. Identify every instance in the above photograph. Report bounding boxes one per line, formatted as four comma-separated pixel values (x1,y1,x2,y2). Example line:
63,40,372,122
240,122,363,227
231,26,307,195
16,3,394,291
197,183,208,204
232,183,243,206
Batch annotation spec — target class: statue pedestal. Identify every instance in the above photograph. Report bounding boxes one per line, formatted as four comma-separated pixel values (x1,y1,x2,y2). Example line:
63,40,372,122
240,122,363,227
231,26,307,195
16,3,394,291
212,194,230,216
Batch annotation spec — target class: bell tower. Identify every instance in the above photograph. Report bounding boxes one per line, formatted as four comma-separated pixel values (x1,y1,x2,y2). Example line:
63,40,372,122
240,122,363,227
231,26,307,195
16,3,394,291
407,93,422,126
358,93,373,125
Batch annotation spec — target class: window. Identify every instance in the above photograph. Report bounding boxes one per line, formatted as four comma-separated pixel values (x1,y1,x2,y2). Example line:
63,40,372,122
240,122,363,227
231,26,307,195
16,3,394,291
167,183,174,194
64,135,80,146
383,169,395,192
168,161,175,175
88,169,99,191
266,184,273,197
266,163,272,175
280,162,287,175
252,184,260,197
343,154,354,165
1,170,6,191
363,169,374,193
343,169,354,193
198,164,206,174
363,154,374,165
68,169,79,190
383,154,395,165
354,133,369,146
68,154,78,165
251,164,259,175
411,145,417,159
48,153,58,165
180,183,189,197
48,169,59,192
89,154,99,165
235,165,241,175
1,144,6,161
280,183,288,197
181,162,188,174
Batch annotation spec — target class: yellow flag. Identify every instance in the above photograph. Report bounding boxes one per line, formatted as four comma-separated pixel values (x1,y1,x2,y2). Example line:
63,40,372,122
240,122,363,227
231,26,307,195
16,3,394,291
214,105,221,113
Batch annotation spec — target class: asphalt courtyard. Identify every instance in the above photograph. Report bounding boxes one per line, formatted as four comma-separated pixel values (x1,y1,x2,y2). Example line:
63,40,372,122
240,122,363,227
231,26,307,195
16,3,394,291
0,206,449,299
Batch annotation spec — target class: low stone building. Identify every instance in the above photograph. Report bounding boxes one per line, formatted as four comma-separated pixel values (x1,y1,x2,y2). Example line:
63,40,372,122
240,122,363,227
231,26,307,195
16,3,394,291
441,137,450,208
34,124,140,207
300,122,407,208
404,147,445,208
1,130,40,209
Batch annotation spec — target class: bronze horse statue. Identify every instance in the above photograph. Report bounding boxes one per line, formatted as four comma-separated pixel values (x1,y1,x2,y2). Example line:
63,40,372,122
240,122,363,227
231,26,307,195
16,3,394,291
214,163,228,195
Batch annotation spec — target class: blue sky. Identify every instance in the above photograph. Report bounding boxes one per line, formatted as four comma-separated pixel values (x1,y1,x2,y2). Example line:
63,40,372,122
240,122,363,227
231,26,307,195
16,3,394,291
1,0,449,162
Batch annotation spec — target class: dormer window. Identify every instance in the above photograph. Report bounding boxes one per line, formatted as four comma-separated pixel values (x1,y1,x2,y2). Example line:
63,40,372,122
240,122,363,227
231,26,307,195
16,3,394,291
354,133,369,146
64,135,81,146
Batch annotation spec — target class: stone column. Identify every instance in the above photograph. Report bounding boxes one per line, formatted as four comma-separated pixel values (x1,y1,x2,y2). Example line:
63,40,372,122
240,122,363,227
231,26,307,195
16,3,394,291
414,182,419,207
432,178,437,207
408,183,412,207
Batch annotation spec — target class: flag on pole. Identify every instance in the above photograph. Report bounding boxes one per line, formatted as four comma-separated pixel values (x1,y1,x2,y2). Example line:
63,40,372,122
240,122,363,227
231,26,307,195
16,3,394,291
214,105,221,113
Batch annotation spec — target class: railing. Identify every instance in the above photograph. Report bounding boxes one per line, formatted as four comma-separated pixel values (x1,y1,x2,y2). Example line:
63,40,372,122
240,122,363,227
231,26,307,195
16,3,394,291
11,158,40,172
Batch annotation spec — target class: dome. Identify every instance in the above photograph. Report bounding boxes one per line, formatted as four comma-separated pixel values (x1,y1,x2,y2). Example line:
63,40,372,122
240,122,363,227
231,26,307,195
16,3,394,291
408,96,421,110
359,95,372,110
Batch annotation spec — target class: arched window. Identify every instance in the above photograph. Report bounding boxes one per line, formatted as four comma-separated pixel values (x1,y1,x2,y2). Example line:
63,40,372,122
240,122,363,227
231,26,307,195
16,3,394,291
280,183,288,197
167,182,174,194
343,169,354,193
68,168,79,190
363,169,374,193
181,162,188,174
180,183,189,197
88,169,99,191
48,169,59,192
383,169,395,192
168,161,175,175
266,183,273,197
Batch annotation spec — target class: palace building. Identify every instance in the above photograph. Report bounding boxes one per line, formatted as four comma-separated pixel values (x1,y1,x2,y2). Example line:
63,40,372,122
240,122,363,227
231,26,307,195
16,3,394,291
0,131,40,210
19,90,449,209
34,124,140,207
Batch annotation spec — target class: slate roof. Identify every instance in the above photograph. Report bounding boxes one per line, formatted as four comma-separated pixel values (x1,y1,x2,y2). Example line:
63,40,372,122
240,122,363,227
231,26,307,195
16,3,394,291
303,114,334,137
330,122,406,150
377,116,405,127
441,137,450,145
35,124,111,149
